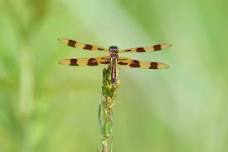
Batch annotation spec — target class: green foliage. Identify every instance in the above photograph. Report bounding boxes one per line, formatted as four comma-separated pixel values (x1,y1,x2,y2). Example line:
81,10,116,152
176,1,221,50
99,67,119,152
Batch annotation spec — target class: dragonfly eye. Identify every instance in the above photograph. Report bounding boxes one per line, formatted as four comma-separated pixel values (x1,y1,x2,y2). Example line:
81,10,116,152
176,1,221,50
109,46,119,53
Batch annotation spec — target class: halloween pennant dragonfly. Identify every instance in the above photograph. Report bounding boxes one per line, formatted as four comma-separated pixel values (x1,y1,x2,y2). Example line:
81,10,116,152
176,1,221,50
58,38,171,83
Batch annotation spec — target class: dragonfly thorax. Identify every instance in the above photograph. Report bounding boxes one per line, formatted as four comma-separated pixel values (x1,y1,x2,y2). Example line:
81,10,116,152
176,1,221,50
109,46,119,59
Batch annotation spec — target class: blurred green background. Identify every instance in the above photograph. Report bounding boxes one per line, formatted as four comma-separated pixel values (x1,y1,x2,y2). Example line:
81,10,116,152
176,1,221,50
0,0,228,152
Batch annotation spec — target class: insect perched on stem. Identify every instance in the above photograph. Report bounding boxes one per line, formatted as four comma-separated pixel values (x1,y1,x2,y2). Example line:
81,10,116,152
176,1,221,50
58,37,171,83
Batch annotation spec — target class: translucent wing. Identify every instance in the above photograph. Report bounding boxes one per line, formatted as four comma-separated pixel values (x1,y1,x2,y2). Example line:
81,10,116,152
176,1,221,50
58,57,110,66
119,43,172,53
58,37,108,51
117,57,169,69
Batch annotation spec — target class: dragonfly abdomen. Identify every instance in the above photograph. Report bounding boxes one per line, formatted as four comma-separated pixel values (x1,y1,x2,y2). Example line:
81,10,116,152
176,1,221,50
110,58,117,83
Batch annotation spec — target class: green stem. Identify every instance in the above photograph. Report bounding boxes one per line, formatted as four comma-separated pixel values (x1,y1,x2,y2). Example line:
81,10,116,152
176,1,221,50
18,41,34,152
99,66,119,152
19,42,34,117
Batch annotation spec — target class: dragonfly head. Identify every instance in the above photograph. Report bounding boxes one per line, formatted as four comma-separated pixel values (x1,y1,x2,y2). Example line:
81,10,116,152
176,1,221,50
109,46,119,53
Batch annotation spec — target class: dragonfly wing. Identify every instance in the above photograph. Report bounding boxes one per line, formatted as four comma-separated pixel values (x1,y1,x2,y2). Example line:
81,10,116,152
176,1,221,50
117,57,169,69
59,57,110,66
119,43,172,53
58,37,108,51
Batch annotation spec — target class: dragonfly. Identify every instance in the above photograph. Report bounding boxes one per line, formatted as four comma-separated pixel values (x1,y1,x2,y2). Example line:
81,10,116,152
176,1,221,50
58,37,171,83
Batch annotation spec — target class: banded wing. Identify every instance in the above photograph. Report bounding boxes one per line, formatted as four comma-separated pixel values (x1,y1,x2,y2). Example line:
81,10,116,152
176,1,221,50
119,43,172,53
58,37,108,51
117,57,169,69
59,57,110,66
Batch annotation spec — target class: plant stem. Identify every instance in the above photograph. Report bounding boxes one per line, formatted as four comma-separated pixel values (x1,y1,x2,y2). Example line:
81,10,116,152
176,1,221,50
19,42,34,118
99,66,119,152
18,39,35,152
